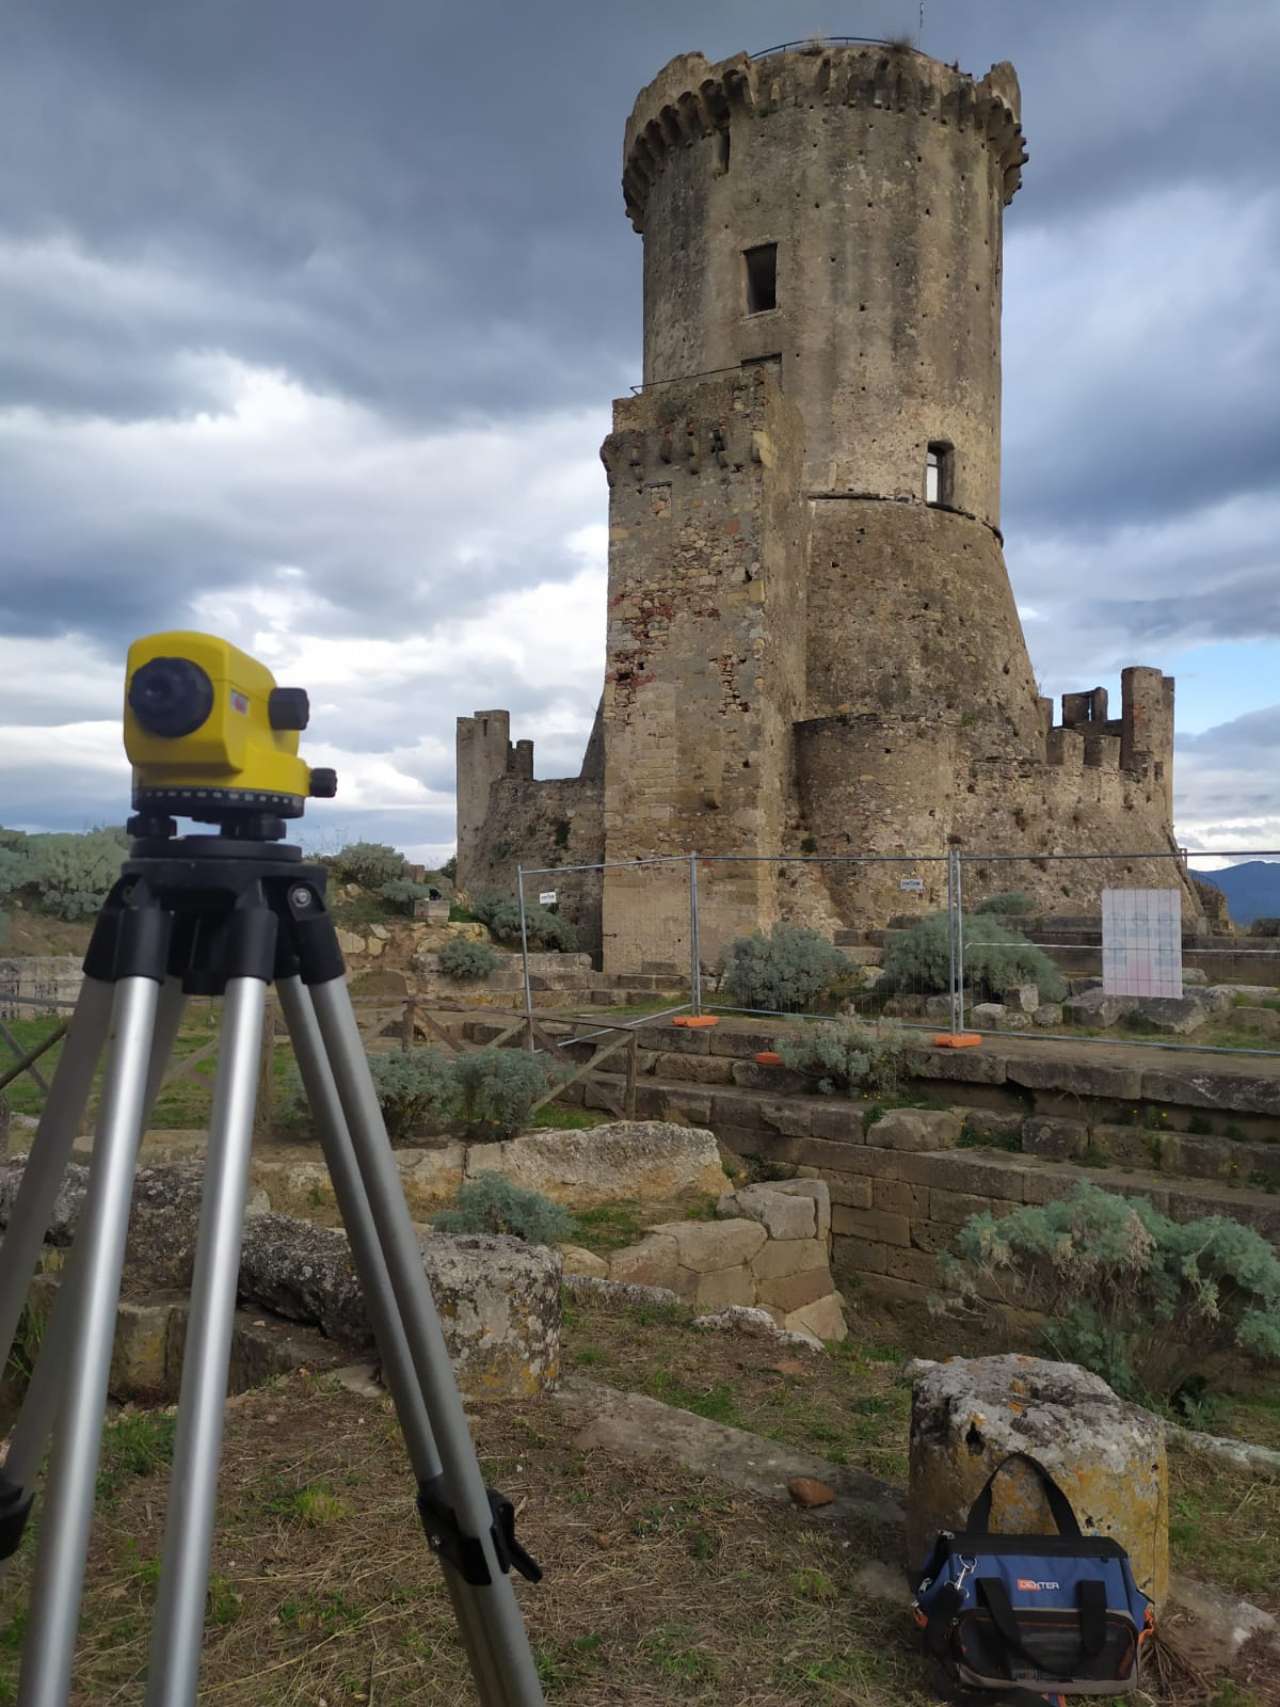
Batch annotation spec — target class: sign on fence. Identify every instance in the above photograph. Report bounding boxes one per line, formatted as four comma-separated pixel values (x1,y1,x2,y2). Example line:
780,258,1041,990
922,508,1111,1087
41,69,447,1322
899,877,925,894
1102,888,1183,999
538,891,557,906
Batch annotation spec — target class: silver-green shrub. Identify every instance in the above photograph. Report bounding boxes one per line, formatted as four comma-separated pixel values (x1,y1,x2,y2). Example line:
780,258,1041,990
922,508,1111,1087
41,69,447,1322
31,831,127,921
330,841,406,888
471,893,577,952
378,877,435,915
438,938,500,981
881,911,1066,1003
451,1046,553,1139
433,1173,574,1245
944,1181,1280,1405
776,1019,912,1097
720,923,851,1013
365,1047,459,1141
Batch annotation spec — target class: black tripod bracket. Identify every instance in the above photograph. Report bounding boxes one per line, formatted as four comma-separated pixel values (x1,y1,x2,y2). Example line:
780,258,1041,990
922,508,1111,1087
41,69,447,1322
417,1476,543,1587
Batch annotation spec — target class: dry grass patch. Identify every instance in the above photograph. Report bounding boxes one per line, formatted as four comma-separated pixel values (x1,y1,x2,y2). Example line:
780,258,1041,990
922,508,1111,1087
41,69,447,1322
0,1376,934,1706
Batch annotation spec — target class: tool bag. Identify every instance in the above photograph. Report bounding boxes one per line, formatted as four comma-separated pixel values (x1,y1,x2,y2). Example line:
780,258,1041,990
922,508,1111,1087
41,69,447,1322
912,1452,1154,1697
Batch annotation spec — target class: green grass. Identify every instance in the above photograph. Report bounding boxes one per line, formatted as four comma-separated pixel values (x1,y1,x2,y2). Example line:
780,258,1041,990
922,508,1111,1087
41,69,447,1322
0,1009,300,1129
530,1102,611,1132
96,1411,177,1503
1168,1448,1274,1602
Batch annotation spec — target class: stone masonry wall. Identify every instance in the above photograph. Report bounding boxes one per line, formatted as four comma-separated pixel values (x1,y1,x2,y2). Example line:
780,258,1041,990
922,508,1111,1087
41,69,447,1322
599,365,808,972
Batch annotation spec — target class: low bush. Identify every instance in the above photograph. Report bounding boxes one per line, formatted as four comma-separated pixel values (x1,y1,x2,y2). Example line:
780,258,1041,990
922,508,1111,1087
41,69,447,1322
719,923,851,1013
943,1181,1280,1407
330,841,406,889
30,831,127,920
378,878,435,915
471,892,577,952
880,911,1066,1003
776,1019,912,1097
451,1046,553,1139
433,1173,574,1245
365,1048,458,1142
438,938,500,981
974,891,1035,917
0,845,31,901
438,856,458,883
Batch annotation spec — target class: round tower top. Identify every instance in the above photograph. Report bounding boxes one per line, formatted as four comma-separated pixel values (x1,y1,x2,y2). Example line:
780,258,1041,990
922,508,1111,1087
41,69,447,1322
623,42,1026,233
620,40,1030,521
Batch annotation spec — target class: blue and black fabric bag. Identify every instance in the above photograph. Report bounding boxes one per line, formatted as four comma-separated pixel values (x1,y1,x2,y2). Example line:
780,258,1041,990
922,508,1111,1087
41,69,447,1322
913,1452,1154,1698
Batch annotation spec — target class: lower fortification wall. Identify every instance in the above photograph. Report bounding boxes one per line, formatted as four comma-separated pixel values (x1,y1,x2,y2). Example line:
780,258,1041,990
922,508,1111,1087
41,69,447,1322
462,775,605,963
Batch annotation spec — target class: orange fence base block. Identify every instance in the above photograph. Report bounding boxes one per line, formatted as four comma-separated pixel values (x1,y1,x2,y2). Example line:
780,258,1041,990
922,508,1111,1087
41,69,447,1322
754,1051,783,1066
672,1014,719,1029
932,1033,982,1050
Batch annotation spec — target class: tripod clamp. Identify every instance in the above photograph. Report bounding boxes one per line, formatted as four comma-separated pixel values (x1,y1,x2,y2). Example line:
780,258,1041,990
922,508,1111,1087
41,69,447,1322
417,1476,543,1586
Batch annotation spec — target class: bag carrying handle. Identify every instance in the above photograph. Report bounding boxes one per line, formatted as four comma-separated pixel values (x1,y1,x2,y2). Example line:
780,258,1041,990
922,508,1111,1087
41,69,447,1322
977,1576,1108,1680
965,1452,1082,1539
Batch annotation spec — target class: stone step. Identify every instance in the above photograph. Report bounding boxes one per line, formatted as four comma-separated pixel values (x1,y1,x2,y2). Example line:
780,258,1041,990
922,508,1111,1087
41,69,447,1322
612,972,688,991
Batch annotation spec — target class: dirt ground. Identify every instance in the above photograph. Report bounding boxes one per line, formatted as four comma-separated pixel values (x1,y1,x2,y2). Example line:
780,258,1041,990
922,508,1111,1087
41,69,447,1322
0,1289,1275,1706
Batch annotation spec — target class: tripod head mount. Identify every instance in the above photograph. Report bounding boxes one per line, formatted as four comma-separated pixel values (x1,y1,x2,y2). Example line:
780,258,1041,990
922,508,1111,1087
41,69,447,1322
124,631,337,843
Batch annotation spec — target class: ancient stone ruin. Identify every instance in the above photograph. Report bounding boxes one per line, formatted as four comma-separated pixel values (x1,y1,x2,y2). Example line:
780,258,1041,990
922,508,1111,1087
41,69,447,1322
456,41,1190,971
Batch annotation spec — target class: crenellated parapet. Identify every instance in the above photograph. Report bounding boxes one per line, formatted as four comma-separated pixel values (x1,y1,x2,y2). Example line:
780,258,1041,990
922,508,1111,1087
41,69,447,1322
622,43,1027,231
1043,668,1175,805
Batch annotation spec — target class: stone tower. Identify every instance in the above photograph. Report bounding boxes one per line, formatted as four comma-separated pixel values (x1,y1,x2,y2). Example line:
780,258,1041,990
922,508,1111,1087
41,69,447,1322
457,41,1187,970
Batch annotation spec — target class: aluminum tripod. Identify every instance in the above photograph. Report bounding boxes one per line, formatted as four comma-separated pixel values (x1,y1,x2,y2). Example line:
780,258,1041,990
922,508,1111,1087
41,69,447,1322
0,831,545,1706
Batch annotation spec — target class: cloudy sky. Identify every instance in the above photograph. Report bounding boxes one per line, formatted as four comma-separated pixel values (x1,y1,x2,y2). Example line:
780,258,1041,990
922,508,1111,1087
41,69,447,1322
2,0,1278,866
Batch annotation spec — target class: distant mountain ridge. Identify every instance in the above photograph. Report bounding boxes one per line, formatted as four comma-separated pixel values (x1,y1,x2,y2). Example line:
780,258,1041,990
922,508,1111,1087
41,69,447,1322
1196,861,1280,926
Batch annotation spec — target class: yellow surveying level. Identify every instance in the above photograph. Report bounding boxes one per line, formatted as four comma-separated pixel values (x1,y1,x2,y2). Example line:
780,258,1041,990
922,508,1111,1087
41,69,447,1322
124,630,336,824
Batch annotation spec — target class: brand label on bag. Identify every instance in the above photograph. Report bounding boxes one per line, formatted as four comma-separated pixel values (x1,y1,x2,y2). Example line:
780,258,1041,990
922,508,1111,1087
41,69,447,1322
1016,1578,1060,1591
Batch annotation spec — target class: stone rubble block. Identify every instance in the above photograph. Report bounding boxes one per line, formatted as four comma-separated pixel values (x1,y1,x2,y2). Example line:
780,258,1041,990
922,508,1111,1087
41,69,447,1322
908,1354,1168,1605
558,1244,609,1278
238,1213,561,1401
868,1108,961,1154
1032,1002,1064,1027
608,1232,681,1289
690,1304,822,1351
970,1001,1006,1028
749,1238,828,1282
755,1266,832,1314
1233,1005,1280,1038
1064,987,1134,1029
692,1265,756,1309
1002,983,1040,1014
951,1108,1023,1145
766,1177,832,1240
465,1121,730,1207
645,1217,767,1272
1021,1116,1088,1161
783,1293,847,1343
731,1182,816,1240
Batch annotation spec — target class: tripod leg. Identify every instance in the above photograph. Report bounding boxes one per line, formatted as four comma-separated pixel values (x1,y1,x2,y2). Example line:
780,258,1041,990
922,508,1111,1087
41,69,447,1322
144,977,266,1707
0,976,187,1554
308,977,546,1707
276,978,510,1706
18,975,163,1707
0,977,115,1376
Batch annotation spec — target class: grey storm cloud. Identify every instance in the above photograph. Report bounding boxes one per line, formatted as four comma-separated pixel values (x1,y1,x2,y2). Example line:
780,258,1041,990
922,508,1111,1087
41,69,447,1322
2,0,1279,853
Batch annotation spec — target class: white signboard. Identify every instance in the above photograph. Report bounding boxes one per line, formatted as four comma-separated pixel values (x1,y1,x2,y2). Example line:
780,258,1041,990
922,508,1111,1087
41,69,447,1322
899,877,925,894
1102,889,1182,999
538,891,557,906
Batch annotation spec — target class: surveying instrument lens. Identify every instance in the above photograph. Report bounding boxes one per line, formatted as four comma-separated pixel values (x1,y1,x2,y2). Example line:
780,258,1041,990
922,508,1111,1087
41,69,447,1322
127,655,215,738
0,630,545,1705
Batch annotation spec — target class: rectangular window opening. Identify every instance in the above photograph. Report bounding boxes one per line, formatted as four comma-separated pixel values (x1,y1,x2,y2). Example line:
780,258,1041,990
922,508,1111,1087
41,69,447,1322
926,442,954,507
744,243,777,314
717,127,731,174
